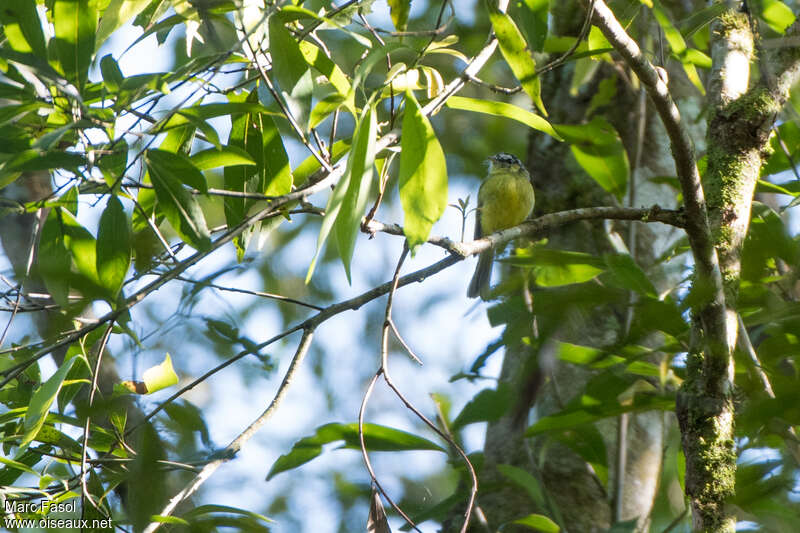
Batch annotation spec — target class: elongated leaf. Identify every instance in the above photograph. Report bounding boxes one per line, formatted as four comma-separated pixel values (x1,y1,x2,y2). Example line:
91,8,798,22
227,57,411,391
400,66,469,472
96,195,131,299
452,385,513,430
21,358,77,447
398,89,448,251
678,3,727,38
507,248,605,287
39,208,71,307
267,422,444,479
388,0,410,31
497,465,546,507
334,104,377,282
268,15,313,130
306,106,375,282
100,54,124,93
487,4,546,115
298,41,353,98
146,150,211,251
190,146,256,171
53,0,97,89
181,504,273,524
555,117,629,200
512,514,560,532
95,0,152,47
445,96,562,140
160,102,279,131
602,253,657,296
0,0,47,56
61,208,101,291
516,0,548,52
146,148,207,192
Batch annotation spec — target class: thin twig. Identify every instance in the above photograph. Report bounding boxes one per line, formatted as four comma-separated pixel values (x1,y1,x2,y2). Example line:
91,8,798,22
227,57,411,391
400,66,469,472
175,277,324,311
142,327,315,533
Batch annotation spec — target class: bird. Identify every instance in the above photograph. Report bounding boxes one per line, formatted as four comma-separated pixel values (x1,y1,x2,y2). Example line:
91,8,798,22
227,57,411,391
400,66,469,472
467,153,535,300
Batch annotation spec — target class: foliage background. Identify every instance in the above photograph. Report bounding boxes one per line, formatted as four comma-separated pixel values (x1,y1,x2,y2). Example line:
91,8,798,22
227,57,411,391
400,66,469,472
1,0,799,532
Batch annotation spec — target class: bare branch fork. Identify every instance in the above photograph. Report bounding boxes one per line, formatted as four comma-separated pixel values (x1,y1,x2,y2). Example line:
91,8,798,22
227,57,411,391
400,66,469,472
358,244,478,533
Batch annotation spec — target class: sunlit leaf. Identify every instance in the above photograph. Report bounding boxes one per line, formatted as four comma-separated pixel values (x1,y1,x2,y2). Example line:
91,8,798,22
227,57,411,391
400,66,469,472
267,422,444,479
0,0,47,56
190,146,256,171
487,4,546,115
388,0,410,31
512,513,560,532
269,15,314,130
399,89,448,251
445,96,562,140
334,103,377,282
96,0,152,47
53,0,97,89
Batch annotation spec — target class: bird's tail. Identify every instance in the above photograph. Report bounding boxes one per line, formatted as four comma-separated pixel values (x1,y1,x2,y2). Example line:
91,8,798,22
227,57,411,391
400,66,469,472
467,251,493,299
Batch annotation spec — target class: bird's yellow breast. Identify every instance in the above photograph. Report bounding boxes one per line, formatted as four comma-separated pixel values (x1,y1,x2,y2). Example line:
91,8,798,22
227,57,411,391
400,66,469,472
478,170,535,235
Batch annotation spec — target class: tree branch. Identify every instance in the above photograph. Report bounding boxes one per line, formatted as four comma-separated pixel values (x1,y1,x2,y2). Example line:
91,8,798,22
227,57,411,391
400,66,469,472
588,0,729,369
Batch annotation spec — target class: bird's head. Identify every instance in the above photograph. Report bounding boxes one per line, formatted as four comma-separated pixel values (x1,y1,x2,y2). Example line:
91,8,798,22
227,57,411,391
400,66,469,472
488,153,526,173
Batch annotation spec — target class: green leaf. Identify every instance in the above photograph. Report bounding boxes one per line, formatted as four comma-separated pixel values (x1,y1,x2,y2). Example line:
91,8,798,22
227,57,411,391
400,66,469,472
398,89,448,251
95,0,152,47
145,149,212,251
512,513,560,532
555,117,629,200
678,3,727,39
487,3,546,115
508,248,605,287
181,504,273,524
0,0,47,57
39,208,71,308
269,15,314,130
294,139,351,187
21,358,77,447
267,422,444,479
61,207,101,288
142,353,178,393
0,149,86,175
602,253,657,297
388,0,410,31
223,91,292,258
190,146,256,171
53,0,97,89
497,464,545,507
307,104,376,282
298,41,353,98
96,195,131,299
445,96,562,140
452,385,513,430
759,0,796,33
309,91,347,129
516,0,549,52
100,54,124,93
334,104,378,282
147,148,207,192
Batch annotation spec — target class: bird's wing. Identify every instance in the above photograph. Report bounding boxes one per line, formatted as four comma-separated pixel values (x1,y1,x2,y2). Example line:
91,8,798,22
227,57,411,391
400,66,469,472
473,194,483,240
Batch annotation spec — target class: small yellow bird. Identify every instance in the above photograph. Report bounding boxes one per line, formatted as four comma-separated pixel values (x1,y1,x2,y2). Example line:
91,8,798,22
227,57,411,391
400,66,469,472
467,153,535,299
